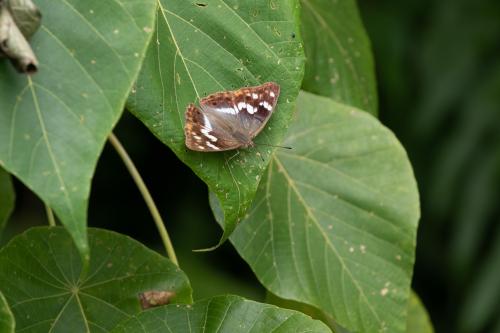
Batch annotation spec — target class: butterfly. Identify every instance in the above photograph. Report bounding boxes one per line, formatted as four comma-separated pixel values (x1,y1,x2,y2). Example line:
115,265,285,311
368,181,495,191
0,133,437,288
184,82,280,152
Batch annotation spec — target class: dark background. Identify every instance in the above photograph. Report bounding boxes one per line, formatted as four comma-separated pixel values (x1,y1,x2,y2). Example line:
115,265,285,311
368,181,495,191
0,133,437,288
360,0,500,332
4,0,500,332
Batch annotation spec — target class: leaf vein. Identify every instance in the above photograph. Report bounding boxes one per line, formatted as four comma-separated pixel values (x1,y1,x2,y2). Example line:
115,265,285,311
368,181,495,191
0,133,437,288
273,156,382,325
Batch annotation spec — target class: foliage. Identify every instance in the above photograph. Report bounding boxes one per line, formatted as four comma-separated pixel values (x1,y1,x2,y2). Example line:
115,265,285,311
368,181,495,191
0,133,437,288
0,168,15,236
0,0,157,261
407,292,434,333
0,0,431,332
112,295,330,333
266,291,434,333
0,291,14,333
214,92,419,332
127,0,305,249
301,0,377,115
0,227,191,331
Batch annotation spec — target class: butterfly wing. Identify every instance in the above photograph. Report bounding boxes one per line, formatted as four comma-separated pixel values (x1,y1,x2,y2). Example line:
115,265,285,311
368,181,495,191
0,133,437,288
242,82,280,139
200,82,280,141
185,82,281,152
184,104,242,152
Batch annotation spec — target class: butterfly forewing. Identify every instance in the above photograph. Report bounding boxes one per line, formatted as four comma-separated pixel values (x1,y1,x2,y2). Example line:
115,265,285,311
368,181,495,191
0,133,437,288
184,82,280,152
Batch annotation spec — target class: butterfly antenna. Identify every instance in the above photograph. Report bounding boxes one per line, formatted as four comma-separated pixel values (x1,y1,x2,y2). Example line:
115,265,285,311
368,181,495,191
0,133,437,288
254,142,293,150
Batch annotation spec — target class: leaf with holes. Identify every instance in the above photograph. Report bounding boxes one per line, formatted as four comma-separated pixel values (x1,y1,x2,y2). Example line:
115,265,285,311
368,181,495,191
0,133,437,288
127,0,305,248
0,291,14,333
212,92,419,332
0,0,157,261
112,295,330,333
0,168,15,236
0,227,192,332
300,0,377,115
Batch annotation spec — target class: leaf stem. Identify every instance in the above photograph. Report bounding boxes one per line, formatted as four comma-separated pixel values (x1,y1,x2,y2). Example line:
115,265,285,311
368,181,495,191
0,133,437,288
45,204,56,227
108,133,179,266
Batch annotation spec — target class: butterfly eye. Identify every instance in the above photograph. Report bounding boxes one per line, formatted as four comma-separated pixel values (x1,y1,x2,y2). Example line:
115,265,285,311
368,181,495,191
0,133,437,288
212,102,217,106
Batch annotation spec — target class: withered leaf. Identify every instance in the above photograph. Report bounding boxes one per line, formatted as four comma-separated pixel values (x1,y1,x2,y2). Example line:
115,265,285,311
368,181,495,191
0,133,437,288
7,0,41,38
0,0,40,73
139,290,176,310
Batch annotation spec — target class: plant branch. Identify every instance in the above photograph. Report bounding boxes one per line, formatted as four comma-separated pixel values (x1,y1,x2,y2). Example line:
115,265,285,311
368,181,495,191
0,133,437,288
45,204,56,227
108,132,179,266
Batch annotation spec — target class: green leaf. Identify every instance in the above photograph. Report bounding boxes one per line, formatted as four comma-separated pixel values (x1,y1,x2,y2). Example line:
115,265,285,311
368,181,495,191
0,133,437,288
127,0,305,248
0,227,192,332
266,292,349,332
407,292,434,333
0,291,15,333
112,295,330,333
0,0,157,260
0,0,41,73
300,0,377,115
217,92,419,332
0,168,15,236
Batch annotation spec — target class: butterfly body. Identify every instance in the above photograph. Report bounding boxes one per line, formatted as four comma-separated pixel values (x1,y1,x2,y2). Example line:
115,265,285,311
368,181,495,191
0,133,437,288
184,82,280,152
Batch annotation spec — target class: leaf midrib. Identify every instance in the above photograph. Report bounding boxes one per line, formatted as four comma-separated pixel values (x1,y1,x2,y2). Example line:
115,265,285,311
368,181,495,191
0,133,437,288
28,77,76,222
271,154,382,328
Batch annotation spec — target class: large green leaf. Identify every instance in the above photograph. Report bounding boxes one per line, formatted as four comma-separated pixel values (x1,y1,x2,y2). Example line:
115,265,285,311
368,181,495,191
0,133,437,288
266,292,347,332
0,0,157,261
112,295,330,332
127,0,305,248
215,92,419,332
267,289,432,333
300,0,377,115
0,227,192,332
407,292,434,333
0,291,14,333
0,167,15,236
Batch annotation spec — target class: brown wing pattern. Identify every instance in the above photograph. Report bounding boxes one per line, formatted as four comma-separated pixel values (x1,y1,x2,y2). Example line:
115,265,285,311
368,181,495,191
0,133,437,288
184,82,281,152
200,82,280,123
184,104,241,152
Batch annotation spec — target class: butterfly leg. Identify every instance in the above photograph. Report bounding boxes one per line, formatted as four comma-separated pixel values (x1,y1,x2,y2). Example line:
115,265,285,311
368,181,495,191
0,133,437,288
225,150,240,166
223,149,242,217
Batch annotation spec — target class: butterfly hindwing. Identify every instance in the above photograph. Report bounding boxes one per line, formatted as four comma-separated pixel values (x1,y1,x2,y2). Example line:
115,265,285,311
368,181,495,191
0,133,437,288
184,104,241,152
